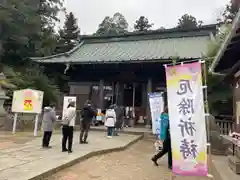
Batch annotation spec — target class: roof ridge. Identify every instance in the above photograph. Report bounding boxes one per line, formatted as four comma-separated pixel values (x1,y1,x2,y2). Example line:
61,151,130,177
31,25,217,61
81,24,218,40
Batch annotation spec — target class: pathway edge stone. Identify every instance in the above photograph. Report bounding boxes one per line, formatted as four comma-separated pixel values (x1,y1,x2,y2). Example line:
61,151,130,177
29,134,144,180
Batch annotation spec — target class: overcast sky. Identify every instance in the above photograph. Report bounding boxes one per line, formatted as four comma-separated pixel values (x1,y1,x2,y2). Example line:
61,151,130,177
59,0,231,34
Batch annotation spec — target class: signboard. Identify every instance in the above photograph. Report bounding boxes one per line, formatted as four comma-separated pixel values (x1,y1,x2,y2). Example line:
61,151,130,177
148,92,164,134
12,89,44,114
165,62,207,176
62,96,77,119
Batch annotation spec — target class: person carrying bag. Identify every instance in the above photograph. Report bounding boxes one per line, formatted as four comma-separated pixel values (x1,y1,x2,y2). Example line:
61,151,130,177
61,101,76,153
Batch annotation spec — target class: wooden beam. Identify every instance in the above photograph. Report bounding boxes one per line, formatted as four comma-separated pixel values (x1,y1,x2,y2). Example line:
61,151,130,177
232,0,240,9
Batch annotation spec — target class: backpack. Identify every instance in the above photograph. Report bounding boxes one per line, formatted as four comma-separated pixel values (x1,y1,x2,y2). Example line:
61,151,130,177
81,106,96,119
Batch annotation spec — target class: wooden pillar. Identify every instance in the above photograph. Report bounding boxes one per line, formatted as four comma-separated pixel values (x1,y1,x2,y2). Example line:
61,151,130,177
99,79,104,110
232,0,240,9
115,82,119,105
119,83,124,106
132,83,135,118
141,83,146,109
146,78,152,128
234,77,240,133
114,82,124,106
111,82,114,105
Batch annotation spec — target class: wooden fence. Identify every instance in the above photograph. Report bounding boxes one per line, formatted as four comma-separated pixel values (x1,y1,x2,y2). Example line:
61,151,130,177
215,119,233,135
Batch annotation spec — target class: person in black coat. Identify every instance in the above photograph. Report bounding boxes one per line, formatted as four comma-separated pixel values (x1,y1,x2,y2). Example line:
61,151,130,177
79,100,96,144
114,105,124,135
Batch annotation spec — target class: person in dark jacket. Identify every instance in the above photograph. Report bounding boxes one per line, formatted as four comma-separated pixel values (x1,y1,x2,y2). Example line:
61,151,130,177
113,105,124,136
151,106,172,169
79,100,96,144
42,104,57,148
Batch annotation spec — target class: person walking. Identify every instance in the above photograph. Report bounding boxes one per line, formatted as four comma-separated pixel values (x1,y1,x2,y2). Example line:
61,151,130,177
61,101,76,153
42,104,57,148
151,106,172,169
79,100,96,144
105,105,116,138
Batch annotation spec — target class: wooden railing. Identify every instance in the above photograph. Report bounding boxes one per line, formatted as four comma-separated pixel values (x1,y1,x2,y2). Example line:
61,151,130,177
215,119,234,135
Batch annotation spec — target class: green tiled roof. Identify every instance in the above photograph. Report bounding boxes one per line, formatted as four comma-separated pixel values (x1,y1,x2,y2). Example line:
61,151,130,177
32,25,217,64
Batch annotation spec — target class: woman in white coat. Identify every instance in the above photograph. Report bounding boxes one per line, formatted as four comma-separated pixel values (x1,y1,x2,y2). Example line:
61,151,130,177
105,106,116,138
61,101,76,153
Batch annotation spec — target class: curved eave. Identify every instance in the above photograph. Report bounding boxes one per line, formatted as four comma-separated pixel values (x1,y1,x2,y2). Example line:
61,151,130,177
34,57,200,64
31,41,85,61
209,9,240,75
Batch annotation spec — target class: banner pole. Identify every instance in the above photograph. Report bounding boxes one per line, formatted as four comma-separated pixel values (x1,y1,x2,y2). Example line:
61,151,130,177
12,113,18,134
202,60,214,179
166,60,214,180
34,114,39,137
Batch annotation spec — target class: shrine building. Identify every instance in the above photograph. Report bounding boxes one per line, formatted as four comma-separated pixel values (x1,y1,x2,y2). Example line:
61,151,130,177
32,24,217,125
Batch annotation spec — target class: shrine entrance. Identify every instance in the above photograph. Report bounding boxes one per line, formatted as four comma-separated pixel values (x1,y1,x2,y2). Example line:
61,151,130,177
123,83,142,107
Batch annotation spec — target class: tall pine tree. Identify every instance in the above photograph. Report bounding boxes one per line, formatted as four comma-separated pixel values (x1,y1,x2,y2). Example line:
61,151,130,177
0,0,64,105
95,12,128,36
134,16,153,32
177,14,202,29
57,12,80,53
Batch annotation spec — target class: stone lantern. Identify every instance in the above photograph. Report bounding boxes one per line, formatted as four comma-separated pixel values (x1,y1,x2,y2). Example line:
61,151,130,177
0,72,9,126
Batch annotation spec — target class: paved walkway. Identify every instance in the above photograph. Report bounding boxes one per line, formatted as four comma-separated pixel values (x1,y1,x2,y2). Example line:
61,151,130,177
91,125,151,134
46,138,208,180
212,155,240,180
0,131,142,180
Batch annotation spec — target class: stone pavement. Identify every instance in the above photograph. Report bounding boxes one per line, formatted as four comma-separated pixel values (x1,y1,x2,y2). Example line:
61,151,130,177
212,155,240,180
0,131,142,180
91,125,151,134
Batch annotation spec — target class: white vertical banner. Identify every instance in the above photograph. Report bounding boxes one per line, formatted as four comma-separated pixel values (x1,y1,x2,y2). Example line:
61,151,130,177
62,96,77,119
148,92,164,134
165,62,208,176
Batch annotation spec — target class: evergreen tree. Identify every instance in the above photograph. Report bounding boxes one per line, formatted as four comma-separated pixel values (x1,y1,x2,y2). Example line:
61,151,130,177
177,14,203,29
95,12,128,36
134,16,153,32
0,0,64,104
57,12,80,53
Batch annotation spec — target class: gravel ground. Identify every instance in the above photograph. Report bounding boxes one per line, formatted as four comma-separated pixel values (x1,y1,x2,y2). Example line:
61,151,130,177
46,138,209,180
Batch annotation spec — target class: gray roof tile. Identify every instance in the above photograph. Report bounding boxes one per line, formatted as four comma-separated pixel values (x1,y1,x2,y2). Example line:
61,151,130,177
32,24,218,64
34,36,210,63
